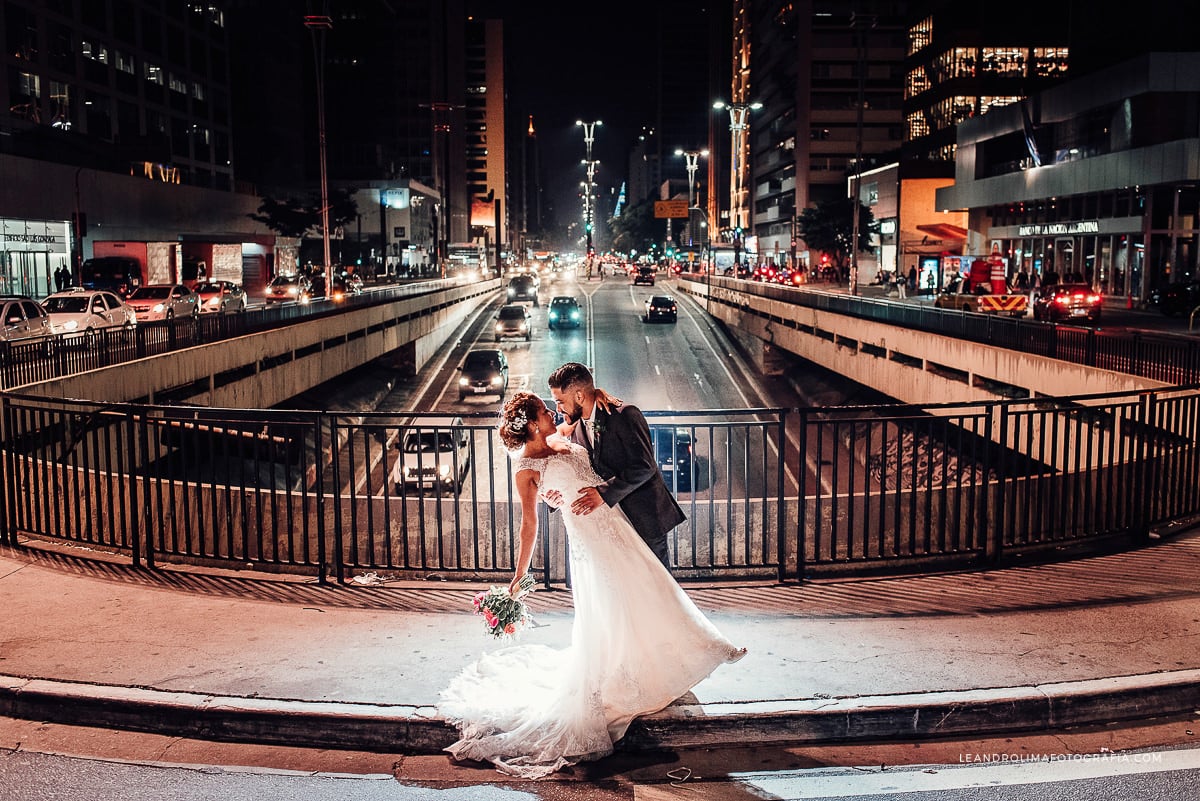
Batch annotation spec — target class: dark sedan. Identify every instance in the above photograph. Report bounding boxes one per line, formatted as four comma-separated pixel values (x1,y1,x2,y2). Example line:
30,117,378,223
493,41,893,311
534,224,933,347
653,427,697,492
1032,283,1102,322
643,294,678,323
1154,279,1200,317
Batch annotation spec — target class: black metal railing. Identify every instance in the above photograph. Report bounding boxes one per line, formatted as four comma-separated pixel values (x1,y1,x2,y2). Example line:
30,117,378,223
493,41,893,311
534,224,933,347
3,386,1196,584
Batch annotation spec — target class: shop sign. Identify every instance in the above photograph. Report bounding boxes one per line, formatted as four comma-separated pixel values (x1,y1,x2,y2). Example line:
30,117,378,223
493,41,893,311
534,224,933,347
1018,220,1099,236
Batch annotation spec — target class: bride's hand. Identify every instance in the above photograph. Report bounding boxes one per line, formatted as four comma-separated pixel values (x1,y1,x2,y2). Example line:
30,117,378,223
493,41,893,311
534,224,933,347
540,488,563,508
593,388,622,413
508,572,527,597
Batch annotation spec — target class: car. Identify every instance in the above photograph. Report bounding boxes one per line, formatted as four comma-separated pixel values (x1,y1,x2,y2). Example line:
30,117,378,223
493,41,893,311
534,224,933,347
458,348,509,401
264,274,310,305
547,295,583,329
302,273,328,303
0,295,52,344
194,281,247,314
506,274,539,306
41,288,136,338
652,427,696,492
390,416,471,492
633,266,656,286
1155,279,1200,317
1031,283,1102,322
80,256,143,297
329,271,364,302
643,294,678,323
495,304,533,341
124,284,199,322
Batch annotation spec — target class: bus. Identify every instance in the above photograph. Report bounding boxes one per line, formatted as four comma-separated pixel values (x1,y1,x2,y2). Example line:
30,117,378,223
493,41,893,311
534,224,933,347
447,242,488,280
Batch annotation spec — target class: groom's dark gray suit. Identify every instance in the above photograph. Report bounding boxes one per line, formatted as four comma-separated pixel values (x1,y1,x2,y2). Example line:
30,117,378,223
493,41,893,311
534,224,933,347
568,402,684,569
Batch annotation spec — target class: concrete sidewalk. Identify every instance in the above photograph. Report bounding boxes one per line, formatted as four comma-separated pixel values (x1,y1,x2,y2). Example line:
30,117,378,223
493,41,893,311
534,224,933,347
1,534,1199,754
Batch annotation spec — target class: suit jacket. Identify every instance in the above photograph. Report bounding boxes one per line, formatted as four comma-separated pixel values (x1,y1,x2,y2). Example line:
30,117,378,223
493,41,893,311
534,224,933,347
568,402,686,543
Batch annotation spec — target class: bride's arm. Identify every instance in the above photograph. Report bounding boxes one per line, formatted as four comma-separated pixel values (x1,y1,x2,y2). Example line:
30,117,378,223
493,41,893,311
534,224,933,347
510,469,540,595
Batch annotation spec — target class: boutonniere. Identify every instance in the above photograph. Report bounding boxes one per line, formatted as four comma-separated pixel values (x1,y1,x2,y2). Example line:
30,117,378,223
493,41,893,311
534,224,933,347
593,417,605,445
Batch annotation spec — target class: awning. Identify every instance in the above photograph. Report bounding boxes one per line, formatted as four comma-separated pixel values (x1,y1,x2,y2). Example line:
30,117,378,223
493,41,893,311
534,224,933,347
915,223,968,241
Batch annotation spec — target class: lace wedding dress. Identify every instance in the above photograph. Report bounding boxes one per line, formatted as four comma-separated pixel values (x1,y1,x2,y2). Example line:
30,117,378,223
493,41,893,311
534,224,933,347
439,441,743,778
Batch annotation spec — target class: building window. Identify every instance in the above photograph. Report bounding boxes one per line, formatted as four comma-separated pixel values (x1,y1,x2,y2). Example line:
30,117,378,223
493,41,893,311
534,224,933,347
907,16,932,56
115,51,136,75
1032,47,1069,77
82,41,109,64
191,82,205,101
168,73,187,94
145,62,164,85
49,80,71,129
979,95,1020,115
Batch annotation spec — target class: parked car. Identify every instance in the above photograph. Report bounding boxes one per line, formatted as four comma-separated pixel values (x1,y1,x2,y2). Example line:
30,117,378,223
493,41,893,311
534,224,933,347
1154,279,1200,317
42,288,136,338
495,304,533,341
80,256,142,297
390,416,471,492
548,295,583,329
633,266,656,286
643,294,678,323
125,284,199,321
194,281,247,314
652,427,696,492
506,274,539,306
264,274,310,305
1031,283,1102,322
0,295,52,344
458,348,509,401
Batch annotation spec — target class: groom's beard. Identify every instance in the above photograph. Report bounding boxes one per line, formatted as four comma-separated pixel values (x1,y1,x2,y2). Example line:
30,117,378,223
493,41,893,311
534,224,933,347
566,408,582,424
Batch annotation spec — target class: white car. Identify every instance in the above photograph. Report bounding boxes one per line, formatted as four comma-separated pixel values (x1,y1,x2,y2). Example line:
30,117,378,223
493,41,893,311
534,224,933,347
390,416,471,492
125,284,200,322
42,288,136,338
195,281,247,314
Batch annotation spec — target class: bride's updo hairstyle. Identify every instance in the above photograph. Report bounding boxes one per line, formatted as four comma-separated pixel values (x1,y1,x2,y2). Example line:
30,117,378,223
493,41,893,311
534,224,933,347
499,391,544,451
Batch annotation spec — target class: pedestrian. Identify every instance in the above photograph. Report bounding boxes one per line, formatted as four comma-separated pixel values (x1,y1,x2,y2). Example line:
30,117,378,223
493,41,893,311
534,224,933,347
907,265,918,293
53,265,65,292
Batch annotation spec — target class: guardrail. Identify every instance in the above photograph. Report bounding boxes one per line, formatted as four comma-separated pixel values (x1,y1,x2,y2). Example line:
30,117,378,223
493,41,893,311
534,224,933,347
685,275,1200,386
0,278,495,390
3,386,1196,583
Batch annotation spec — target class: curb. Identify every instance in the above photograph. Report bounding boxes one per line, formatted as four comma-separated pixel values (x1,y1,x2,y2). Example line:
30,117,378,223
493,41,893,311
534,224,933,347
4,670,1199,753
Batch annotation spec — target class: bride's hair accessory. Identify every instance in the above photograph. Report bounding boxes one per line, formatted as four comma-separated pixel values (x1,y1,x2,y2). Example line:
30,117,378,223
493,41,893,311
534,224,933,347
498,392,542,451
507,406,528,434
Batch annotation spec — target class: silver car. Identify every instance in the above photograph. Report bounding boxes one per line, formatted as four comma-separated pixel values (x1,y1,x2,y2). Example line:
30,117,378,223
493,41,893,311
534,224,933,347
42,288,137,338
125,284,200,322
0,295,52,343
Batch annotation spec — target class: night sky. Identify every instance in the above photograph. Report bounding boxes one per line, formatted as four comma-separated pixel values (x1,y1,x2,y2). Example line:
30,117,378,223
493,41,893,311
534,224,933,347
485,0,664,236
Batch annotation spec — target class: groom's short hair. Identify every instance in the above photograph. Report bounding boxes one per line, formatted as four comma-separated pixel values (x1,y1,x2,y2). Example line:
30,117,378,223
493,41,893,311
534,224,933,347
547,362,594,392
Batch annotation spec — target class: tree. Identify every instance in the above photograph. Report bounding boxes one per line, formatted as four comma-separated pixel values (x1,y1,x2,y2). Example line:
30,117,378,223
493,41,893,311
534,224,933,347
248,188,358,239
795,197,875,275
607,198,662,256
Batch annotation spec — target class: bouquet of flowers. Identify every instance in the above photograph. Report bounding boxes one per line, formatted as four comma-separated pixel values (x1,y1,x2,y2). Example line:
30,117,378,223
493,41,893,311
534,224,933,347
472,573,536,640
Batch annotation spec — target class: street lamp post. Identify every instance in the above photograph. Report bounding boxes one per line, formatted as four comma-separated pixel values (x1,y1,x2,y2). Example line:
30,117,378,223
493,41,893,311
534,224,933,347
305,12,333,274
713,100,761,272
576,120,602,259
674,148,708,253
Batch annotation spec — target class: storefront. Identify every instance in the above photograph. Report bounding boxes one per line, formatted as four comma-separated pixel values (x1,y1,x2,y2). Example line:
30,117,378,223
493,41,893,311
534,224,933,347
0,217,72,300
988,216,1145,298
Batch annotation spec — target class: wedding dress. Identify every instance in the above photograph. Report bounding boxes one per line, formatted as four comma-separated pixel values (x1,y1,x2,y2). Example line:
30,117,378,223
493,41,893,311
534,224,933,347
439,441,743,778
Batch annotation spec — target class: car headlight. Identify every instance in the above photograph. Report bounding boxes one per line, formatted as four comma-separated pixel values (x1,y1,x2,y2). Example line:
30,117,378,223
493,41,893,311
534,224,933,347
549,312,558,321
205,297,220,309
438,464,451,478
518,323,526,331
153,303,166,313
570,311,580,320
64,320,79,331
491,376,503,386
507,289,515,297
496,323,504,332
288,286,298,295
459,377,469,386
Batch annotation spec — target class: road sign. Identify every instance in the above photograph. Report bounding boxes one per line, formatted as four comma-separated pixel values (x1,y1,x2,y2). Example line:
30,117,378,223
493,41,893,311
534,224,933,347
654,200,689,219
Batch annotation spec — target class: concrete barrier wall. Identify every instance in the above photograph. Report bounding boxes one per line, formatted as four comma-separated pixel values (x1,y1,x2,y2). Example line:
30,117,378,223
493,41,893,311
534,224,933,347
17,281,497,409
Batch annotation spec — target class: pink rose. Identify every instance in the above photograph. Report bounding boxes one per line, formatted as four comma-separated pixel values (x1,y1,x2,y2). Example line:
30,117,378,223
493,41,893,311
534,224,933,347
504,623,516,634
472,592,486,610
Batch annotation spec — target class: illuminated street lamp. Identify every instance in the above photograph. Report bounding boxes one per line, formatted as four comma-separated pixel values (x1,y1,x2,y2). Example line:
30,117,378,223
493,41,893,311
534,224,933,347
576,120,602,256
674,147,708,248
713,100,761,269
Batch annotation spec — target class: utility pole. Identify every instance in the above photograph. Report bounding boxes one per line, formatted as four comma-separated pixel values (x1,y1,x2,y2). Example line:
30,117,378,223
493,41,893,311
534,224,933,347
304,11,333,273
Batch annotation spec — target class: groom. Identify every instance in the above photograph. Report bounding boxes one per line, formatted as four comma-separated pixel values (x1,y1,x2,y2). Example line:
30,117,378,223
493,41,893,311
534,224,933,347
546,362,684,569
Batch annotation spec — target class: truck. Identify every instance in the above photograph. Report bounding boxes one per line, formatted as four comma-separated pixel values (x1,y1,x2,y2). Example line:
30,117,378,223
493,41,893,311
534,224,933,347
933,256,1028,317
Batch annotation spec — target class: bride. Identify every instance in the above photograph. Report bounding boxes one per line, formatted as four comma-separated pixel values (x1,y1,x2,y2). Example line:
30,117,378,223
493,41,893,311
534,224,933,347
439,391,746,778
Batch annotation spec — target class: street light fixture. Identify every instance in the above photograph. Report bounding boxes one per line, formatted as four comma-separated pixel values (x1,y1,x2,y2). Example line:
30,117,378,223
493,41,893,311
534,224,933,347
713,100,761,270
576,120,602,257
674,148,709,251
304,12,333,275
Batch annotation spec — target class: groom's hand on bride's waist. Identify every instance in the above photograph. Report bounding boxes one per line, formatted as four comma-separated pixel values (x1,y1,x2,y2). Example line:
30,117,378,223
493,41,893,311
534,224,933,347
570,486,604,516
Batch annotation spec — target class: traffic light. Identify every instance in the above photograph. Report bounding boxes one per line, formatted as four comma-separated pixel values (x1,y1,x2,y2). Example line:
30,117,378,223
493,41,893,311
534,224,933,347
585,222,593,233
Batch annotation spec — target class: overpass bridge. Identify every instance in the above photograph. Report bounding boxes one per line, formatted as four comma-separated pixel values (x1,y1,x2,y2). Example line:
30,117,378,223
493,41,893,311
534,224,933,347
1,276,1197,583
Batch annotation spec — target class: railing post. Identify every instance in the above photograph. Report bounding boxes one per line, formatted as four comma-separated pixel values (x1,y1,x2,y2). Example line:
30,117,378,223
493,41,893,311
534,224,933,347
987,402,1006,563
776,410,788,583
1133,392,1157,542
795,407,807,581
316,412,335,584
0,395,11,546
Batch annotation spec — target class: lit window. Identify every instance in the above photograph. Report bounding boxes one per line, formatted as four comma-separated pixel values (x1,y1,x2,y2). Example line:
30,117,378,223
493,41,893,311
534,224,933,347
144,62,164,85
82,41,109,64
